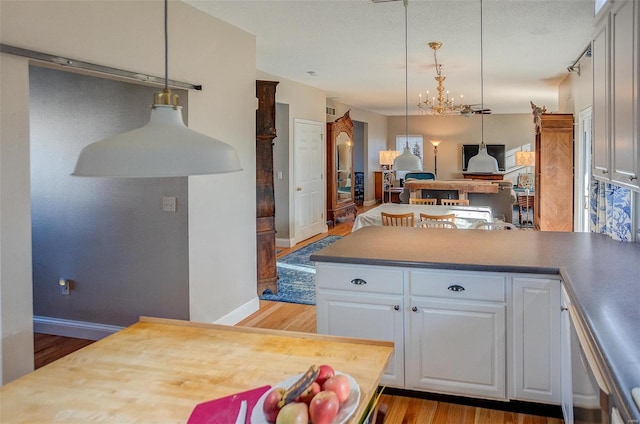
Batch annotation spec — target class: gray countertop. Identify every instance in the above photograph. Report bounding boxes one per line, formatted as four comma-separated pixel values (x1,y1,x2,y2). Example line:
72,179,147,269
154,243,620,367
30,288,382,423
310,226,640,420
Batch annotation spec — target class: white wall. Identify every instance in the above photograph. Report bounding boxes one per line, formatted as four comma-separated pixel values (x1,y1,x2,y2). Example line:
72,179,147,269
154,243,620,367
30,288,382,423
387,114,534,181
0,0,257,382
256,70,326,246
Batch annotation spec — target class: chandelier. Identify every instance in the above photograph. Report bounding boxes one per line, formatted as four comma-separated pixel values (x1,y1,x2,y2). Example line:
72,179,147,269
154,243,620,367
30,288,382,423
417,42,464,116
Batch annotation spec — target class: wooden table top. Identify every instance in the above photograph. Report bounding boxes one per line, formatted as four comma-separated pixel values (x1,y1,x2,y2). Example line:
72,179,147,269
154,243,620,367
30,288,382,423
405,179,500,194
0,317,393,423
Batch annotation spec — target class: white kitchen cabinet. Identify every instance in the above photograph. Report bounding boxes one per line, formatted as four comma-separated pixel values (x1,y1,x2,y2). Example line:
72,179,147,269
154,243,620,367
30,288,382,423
611,0,639,188
315,263,405,387
560,285,574,423
510,277,562,404
406,297,506,399
592,0,640,189
316,264,560,404
592,13,610,180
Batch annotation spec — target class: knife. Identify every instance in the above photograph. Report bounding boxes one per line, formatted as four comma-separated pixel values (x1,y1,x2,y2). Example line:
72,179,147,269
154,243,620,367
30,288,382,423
234,400,247,424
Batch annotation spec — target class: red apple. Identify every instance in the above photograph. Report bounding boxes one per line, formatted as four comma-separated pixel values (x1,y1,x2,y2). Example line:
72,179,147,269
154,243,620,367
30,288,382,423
309,390,340,424
315,364,335,387
295,381,321,404
322,374,351,403
275,402,308,424
262,387,286,423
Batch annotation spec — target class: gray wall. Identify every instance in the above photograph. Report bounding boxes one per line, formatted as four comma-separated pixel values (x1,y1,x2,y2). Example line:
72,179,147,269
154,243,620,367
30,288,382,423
30,66,189,327
274,103,290,240
353,120,365,173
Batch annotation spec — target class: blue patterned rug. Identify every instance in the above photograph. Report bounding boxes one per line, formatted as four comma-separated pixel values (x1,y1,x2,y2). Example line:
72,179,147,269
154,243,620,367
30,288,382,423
260,236,342,305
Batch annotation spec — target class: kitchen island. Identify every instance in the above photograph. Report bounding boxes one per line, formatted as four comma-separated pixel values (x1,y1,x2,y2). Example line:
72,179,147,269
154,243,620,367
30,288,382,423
311,226,640,421
0,316,393,423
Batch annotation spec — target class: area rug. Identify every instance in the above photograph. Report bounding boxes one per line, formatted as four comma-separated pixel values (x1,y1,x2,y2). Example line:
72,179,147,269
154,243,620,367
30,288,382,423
260,235,342,305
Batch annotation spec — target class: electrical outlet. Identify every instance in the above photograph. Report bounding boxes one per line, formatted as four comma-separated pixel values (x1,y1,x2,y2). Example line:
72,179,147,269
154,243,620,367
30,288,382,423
276,171,283,180
59,279,70,295
162,196,176,212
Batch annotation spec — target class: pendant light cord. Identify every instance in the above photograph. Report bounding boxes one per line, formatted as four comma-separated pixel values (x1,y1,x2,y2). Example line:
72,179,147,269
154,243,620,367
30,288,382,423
480,0,484,147
164,0,169,91
404,0,409,148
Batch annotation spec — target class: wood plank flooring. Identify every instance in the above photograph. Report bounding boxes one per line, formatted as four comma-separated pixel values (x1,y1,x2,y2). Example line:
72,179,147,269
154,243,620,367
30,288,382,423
33,203,562,423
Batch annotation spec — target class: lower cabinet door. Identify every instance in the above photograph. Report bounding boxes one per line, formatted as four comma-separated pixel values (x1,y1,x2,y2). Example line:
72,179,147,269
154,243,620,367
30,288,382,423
316,291,404,387
406,297,506,400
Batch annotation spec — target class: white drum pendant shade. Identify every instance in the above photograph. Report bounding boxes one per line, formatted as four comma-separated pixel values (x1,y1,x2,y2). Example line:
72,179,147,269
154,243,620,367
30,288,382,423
72,105,242,178
467,145,499,173
392,146,423,171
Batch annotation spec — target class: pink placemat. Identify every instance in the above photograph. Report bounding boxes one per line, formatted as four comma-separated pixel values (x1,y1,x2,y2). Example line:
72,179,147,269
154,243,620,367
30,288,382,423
187,385,271,424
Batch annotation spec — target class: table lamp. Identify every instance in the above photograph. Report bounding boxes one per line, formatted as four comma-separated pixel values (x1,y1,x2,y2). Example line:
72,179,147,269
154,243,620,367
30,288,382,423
379,150,400,170
515,151,535,190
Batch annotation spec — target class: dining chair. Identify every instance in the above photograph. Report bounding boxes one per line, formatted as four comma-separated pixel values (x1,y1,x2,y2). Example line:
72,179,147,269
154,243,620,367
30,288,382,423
409,198,437,205
440,199,470,206
381,212,414,227
419,212,456,224
472,221,518,230
418,219,458,229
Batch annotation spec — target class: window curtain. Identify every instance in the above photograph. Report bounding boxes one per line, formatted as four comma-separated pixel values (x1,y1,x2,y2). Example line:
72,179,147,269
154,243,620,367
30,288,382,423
589,178,632,241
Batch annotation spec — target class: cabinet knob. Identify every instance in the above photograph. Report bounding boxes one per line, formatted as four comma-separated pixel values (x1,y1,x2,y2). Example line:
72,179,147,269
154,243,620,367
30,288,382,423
412,306,418,312
296,187,303,191
602,169,609,174
629,176,638,182
350,278,367,285
561,306,568,312
394,305,400,311
447,284,466,292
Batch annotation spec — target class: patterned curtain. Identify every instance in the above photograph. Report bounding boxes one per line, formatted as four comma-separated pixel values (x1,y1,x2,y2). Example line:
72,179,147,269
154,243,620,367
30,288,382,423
590,178,632,241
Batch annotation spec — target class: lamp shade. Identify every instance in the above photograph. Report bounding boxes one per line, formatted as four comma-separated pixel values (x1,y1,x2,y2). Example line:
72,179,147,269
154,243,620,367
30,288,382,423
379,150,401,167
430,140,442,147
467,145,499,173
72,105,242,177
515,151,535,167
392,146,423,171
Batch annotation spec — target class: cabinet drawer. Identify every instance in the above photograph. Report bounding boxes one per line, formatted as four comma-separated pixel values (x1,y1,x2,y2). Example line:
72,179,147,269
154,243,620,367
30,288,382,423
316,263,403,295
409,270,506,302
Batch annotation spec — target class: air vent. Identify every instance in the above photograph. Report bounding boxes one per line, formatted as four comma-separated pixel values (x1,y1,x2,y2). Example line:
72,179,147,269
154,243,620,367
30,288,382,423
326,107,336,116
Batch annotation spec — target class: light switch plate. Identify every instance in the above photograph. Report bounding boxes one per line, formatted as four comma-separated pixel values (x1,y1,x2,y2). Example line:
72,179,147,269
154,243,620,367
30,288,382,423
162,197,176,212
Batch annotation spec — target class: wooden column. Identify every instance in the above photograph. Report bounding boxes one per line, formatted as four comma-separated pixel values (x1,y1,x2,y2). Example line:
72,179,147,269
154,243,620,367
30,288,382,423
256,80,279,295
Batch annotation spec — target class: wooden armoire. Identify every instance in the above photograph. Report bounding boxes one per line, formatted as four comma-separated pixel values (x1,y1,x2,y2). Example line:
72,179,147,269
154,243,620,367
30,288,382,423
256,80,278,295
326,111,357,225
534,113,574,231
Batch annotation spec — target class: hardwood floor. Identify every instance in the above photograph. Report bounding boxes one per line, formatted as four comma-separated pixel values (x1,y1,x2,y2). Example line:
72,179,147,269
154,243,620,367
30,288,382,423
33,203,562,423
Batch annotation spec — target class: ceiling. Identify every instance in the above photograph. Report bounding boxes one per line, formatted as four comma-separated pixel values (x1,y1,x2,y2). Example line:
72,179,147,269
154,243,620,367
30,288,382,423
186,0,595,116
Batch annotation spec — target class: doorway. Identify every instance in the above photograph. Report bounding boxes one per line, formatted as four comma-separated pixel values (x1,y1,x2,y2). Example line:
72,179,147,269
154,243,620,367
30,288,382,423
576,107,592,232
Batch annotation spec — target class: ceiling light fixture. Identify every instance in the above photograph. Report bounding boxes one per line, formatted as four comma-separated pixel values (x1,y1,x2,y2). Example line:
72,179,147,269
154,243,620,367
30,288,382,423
393,0,423,173
72,0,242,178
466,0,499,174
417,42,465,116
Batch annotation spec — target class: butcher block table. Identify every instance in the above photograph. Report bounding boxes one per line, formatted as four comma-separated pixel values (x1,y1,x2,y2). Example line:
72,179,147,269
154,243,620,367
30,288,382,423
0,316,393,423
404,179,499,200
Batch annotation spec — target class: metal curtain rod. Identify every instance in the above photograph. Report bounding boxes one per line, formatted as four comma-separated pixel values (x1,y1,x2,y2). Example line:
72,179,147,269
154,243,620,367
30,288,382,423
567,43,592,75
0,44,202,91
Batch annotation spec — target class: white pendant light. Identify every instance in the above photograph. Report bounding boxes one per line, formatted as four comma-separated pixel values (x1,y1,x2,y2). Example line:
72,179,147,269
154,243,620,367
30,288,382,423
392,0,423,173
465,0,497,174
72,0,241,178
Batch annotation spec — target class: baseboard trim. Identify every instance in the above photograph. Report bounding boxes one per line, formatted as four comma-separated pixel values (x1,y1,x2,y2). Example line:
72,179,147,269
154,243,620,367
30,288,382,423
381,387,563,419
276,238,295,248
214,296,260,326
363,199,378,207
33,316,123,341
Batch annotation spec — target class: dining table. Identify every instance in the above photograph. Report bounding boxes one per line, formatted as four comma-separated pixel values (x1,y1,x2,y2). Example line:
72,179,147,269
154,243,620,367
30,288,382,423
352,203,494,232
0,316,393,424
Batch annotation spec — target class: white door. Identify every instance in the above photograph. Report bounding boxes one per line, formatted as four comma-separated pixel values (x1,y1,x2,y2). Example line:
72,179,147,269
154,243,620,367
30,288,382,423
293,119,325,243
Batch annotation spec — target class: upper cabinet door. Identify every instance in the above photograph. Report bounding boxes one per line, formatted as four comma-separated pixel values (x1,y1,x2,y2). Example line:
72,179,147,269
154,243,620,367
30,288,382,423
610,0,639,189
592,16,610,180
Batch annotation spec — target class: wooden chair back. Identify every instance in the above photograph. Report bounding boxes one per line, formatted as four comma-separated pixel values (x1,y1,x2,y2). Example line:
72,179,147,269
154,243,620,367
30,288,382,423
472,221,518,230
419,213,456,224
409,198,437,205
381,212,414,227
418,219,458,229
440,199,470,206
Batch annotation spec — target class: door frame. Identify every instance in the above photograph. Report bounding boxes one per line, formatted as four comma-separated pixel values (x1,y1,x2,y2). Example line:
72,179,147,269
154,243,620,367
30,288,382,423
576,107,592,232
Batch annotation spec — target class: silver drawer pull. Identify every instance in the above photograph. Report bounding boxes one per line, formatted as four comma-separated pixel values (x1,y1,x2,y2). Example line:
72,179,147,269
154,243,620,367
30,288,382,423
629,175,638,182
447,284,465,292
350,278,367,285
